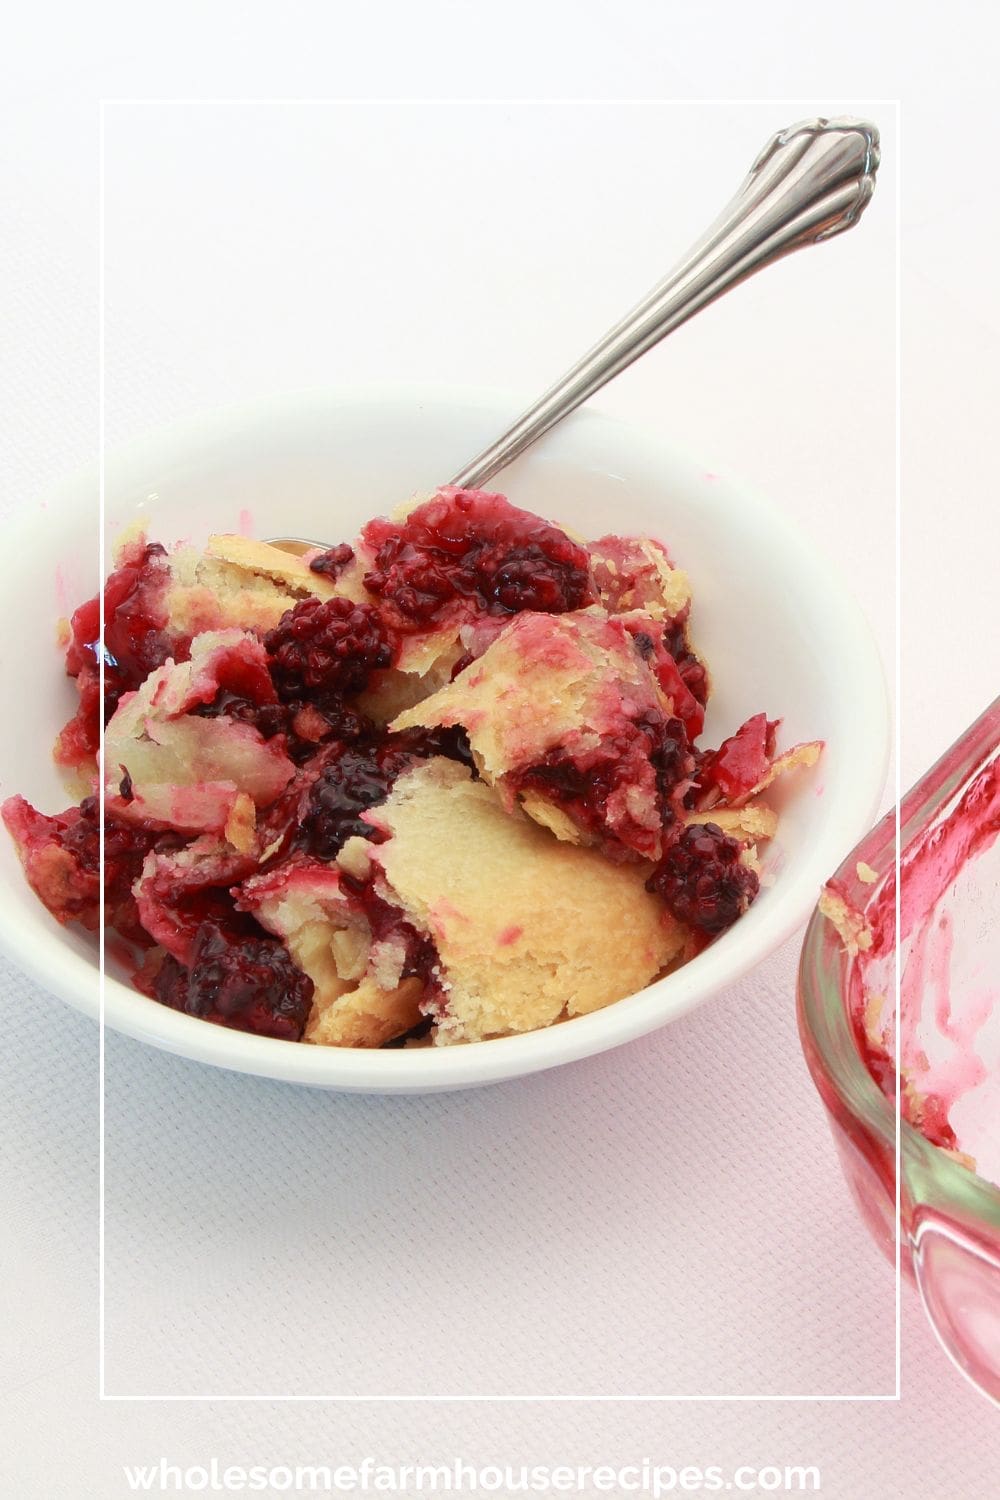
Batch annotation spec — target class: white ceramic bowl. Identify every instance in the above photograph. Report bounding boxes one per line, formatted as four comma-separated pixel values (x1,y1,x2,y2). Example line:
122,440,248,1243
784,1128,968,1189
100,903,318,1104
0,386,888,1092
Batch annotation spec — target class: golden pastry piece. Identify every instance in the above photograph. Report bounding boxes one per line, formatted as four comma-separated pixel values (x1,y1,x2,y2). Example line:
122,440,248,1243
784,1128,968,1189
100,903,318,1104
364,759,684,1044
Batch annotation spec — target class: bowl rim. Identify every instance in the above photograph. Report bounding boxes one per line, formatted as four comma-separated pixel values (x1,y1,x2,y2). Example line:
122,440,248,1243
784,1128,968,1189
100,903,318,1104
0,382,891,1091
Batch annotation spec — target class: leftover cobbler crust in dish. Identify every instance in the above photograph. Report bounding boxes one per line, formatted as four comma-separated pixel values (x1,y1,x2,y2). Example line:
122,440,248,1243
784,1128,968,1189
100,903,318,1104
4,485,822,1048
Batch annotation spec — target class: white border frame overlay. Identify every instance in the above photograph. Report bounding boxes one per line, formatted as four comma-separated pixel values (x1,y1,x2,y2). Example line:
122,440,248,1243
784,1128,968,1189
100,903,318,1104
97,93,905,1404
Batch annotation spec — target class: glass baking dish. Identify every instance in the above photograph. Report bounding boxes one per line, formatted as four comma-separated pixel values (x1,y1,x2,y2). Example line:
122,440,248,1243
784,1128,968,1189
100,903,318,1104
798,696,1000,1403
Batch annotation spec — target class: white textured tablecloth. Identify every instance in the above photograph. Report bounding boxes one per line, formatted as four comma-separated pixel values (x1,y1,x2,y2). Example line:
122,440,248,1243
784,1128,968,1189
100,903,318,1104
2,72,999,1500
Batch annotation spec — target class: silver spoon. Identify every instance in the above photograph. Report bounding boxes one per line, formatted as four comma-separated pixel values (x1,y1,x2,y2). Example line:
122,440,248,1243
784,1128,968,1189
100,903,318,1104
269,115,879,556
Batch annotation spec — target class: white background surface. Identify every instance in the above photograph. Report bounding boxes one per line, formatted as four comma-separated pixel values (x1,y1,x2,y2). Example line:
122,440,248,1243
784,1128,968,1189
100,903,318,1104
1,11,999,1500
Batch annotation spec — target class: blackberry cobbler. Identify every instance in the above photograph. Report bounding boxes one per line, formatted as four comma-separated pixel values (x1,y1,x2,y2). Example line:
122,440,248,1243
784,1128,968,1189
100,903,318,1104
4,487,821,1047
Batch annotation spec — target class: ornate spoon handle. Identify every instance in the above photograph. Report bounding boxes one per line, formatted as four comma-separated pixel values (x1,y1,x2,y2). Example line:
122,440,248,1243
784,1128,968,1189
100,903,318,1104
449,116,879,490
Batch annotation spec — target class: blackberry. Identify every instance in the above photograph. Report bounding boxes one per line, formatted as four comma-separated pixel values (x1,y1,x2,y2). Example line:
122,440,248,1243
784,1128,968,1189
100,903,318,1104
153,919,313,1041
647,821,759,934
295,727,474,861
308,543,355,580
362,489,594,627
265,596,392,702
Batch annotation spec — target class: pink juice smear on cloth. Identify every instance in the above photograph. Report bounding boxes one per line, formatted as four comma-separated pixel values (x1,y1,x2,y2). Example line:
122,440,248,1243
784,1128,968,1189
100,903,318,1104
845,758,1000,1186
